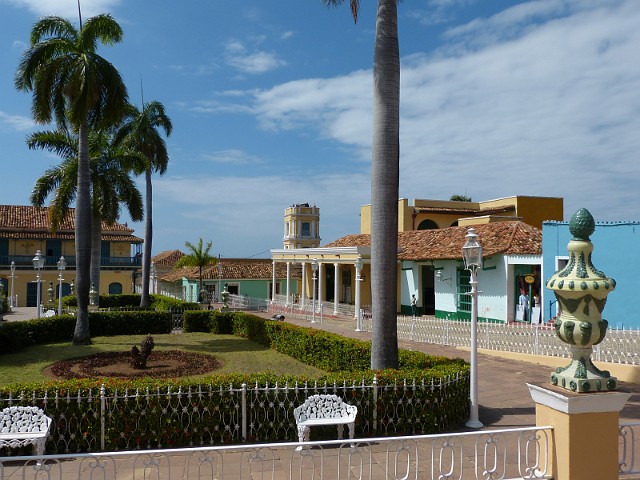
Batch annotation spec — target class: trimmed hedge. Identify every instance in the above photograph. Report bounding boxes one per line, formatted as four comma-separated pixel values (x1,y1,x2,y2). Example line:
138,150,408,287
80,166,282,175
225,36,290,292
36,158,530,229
62,294,198,311
0,311,172,354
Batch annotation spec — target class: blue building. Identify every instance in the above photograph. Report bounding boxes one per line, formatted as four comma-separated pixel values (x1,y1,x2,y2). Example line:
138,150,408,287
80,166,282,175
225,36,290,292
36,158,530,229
543,219,640,329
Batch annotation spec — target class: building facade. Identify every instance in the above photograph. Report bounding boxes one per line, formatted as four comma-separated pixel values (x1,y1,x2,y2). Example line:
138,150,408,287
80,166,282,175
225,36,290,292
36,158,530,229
0,205,142,307
283,203,320,249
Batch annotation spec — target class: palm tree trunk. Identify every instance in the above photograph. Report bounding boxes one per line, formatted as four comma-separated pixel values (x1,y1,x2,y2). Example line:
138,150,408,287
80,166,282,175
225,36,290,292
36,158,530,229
370,0,400,369
140,167,153,307
90,212,102,303
73,122,92,345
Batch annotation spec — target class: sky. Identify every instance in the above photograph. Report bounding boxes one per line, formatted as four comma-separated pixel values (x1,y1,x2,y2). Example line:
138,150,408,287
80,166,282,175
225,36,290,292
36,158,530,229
1,0,639,259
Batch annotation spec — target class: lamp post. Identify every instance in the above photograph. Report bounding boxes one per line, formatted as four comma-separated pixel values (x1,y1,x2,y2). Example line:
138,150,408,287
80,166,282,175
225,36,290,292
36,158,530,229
57,256,66,316
462,228,483,429
354,256,363,331
311,259,318,323
151,262,156,295
9,261,15,310
32,250,45,320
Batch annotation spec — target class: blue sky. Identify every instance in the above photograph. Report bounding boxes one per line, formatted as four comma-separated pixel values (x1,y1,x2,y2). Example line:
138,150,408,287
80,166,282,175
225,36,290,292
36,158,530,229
1,1,639,258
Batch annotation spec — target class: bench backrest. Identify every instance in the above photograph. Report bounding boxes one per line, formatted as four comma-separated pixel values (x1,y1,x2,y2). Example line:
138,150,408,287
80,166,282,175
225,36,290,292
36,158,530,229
0,406,51,435
294,394,357,422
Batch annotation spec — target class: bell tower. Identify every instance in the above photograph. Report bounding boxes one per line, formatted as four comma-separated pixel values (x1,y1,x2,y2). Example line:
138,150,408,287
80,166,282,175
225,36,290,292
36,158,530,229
283,203,320,249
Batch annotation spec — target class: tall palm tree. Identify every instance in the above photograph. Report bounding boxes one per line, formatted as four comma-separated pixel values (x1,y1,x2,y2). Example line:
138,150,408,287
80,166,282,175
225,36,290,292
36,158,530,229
29,127,144,297
15,14,128,344
323,0,400,369
174,239,216,302
114,101,172,308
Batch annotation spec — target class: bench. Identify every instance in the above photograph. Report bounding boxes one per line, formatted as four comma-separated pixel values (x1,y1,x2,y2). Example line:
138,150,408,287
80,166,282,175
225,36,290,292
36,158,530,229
293,394,357,449
0,406,52,456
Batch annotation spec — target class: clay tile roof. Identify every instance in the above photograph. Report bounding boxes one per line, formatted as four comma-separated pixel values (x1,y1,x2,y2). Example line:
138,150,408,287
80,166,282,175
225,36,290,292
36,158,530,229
324,221,541,260
152,250,185,267
0,205,142,242
159,258,299,282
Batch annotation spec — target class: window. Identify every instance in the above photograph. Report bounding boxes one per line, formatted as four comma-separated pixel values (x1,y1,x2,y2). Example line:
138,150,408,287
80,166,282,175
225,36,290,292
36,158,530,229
108,282,123,295
457,268,471,313
417,219,438,230
301,222,311,236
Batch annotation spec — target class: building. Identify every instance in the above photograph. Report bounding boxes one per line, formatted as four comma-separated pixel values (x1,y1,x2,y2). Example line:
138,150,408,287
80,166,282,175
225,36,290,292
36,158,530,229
543,218,640,329
360,195,563,233
158,258,298,304
283,203,320,249
0,205,142,306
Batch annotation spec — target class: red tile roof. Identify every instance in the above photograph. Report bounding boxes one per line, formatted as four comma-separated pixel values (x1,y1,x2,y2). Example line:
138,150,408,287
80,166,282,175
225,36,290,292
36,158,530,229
152,250,185,267
160,258,299,282
0,205,142,242
323,221,541,260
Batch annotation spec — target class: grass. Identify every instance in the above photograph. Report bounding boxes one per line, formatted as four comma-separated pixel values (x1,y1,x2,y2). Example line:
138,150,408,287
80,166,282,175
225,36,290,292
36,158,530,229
0,332,326,387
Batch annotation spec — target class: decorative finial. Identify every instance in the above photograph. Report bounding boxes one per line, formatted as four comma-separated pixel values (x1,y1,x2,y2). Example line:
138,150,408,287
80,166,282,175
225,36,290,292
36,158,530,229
569,208,595,241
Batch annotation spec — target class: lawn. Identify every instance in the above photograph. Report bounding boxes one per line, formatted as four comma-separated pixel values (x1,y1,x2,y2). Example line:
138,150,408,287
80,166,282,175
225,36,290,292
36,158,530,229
0,332,326,387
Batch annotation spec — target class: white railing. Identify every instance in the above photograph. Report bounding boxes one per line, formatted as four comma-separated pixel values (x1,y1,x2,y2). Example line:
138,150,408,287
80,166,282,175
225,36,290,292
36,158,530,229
0,426,554,480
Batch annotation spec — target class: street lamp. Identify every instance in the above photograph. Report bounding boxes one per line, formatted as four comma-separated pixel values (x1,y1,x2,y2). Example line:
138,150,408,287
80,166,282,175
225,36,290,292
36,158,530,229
151,262,156,295
32,250,45,319
9,261,15,310
462,227,483,429
354,256,363,331
311,259,318,323
57,256,66,315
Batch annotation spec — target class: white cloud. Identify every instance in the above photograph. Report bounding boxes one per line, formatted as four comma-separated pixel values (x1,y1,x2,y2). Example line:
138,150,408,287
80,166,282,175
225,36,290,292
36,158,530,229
201,149,262,165
3,0,121,18
224,40,286,75
0,111,34,131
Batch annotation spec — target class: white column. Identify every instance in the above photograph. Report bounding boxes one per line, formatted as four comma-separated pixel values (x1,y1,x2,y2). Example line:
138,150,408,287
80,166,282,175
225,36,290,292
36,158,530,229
354,259,362,331
333,263,340,314
300,262,307,308
286,262,291,306
318,262,324,312
271,261,276,303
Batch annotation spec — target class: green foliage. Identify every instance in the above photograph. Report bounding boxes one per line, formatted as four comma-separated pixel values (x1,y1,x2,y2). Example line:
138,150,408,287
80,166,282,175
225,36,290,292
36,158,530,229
450,194,472,202
0,312,171,354
63,294,197,311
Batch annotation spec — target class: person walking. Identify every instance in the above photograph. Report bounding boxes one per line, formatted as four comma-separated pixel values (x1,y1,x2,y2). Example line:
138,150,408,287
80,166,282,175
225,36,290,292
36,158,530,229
411,294,418,317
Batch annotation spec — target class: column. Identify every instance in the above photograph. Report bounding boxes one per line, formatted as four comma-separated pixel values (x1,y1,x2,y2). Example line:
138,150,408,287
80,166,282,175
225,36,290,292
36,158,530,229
354,259,362,331
318,262,324,313
300,262,306,308
285,262,291,306
528,384,630,480
271,261,276,303
333,263,340,314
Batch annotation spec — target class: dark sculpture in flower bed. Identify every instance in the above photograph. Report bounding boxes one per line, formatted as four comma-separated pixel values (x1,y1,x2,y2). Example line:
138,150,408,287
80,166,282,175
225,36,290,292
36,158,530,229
130,334,155,369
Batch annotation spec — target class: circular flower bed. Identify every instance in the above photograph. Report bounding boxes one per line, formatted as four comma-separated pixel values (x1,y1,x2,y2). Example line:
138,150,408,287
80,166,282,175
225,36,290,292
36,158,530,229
47,350,221,379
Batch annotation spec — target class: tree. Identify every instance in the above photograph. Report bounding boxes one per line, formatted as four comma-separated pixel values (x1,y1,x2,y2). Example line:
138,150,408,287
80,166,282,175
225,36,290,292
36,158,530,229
450,194,472,202
29,128,144,297
114,101,172,308
323,0,400,369
174,239,216,302
15,14,128,344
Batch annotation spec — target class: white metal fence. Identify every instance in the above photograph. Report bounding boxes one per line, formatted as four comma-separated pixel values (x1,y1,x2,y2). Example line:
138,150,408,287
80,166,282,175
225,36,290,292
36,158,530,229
0,426,555,480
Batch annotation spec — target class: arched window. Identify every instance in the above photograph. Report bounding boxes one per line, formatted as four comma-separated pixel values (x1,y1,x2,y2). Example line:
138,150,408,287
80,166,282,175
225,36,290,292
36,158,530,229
108,282,123,295
450,221,459,227
417,219,438,230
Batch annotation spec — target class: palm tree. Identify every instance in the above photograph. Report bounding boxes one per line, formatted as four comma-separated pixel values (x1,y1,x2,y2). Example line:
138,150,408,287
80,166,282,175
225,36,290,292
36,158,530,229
15,14,128,344
322,0,400,369
174,239,216,302
114,101,172,308
29,127,144,300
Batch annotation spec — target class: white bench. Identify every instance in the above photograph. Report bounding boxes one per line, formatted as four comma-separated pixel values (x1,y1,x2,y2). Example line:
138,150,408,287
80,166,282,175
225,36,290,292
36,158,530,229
293,394,357,449
0,406,52,456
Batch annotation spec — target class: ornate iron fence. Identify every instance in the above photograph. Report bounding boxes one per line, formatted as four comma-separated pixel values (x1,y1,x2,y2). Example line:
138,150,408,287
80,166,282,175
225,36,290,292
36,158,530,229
0,373,467,454
0,426,554,479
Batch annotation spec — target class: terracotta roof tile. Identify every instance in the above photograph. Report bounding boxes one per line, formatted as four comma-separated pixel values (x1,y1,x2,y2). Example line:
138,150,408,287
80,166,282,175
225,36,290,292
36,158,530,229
160,258,299,282
0,205,141,242
324,221,541,260
152,250,185,267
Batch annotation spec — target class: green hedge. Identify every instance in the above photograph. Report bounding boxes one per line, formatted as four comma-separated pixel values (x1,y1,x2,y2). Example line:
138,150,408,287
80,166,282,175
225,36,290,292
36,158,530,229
63,294,198,311
0,312,470,453
0,311,172,354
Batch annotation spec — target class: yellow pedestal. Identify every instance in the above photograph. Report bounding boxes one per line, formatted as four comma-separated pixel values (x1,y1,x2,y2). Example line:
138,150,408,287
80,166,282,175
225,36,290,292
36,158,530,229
528,383,630,480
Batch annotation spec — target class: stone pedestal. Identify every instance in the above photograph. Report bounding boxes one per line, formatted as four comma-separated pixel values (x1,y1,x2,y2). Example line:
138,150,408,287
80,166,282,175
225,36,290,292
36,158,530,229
528,383,630,480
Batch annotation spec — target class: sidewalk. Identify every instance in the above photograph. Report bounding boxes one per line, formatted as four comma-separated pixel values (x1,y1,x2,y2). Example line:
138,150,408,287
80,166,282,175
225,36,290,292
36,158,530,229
258,312,640,429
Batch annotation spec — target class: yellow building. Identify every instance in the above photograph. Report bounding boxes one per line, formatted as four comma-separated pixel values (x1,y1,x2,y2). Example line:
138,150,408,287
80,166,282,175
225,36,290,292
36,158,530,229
0,205,142,307
360,195,563,233
283,203,320,249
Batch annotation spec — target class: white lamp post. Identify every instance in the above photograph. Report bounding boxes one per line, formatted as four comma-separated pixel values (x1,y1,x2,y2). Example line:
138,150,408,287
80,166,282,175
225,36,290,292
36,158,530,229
151,262,157,295
354,256,363,331
32,250,45,319
9,261,15,310
311,259,318,323
57,256,66,316
462,228,483,429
